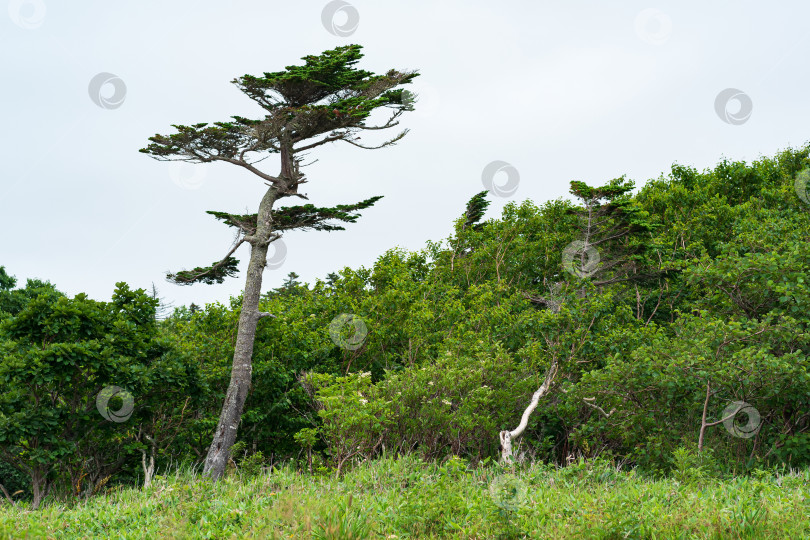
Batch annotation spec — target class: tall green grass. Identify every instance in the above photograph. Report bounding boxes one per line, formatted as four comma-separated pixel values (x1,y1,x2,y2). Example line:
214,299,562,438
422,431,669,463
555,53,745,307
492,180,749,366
1,455,808,539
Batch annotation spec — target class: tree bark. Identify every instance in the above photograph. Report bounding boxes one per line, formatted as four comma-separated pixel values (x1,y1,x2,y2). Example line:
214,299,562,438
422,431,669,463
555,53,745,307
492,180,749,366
203,186,279,480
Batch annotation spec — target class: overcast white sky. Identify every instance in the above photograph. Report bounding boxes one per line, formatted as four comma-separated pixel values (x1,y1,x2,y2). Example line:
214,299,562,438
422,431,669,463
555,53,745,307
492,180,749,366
2,1,809,309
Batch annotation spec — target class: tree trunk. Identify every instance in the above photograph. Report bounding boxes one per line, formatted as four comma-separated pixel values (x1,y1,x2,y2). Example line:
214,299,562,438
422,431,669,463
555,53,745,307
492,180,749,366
141,435,157,489
203,186,279,480
30,468,49,510
499,360,558,464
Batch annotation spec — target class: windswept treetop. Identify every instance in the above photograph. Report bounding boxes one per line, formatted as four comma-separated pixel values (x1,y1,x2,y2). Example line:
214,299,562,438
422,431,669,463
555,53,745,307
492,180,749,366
141,45,418,287
461,191,491,232
139,44,419,194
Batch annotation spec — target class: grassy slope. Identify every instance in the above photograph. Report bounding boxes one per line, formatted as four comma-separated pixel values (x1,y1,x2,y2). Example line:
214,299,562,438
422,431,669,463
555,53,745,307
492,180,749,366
1,456,808,539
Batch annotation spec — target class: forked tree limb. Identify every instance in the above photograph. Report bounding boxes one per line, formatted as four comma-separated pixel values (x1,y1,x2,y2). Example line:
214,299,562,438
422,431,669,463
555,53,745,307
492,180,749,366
140,434,157,489
698,379,746,452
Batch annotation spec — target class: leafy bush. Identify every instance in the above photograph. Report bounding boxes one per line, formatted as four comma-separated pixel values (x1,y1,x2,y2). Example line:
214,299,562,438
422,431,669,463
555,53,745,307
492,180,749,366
376,343,542,461
302,342,542,467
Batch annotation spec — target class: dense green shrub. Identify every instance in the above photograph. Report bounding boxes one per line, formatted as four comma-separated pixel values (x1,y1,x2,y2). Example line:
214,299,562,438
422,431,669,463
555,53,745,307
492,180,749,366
0,281,203,508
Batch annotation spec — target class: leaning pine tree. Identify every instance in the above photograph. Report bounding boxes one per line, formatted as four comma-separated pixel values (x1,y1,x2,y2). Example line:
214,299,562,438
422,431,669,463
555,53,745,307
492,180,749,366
140,45,418,480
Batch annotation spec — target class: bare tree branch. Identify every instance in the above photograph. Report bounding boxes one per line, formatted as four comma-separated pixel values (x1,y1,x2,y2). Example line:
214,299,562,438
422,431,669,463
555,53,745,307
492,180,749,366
583,397,616,418
0,484,18,508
